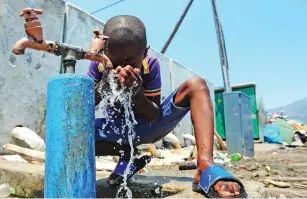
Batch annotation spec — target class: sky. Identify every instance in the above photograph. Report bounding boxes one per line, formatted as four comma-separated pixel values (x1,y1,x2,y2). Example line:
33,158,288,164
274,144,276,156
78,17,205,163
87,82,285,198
66,0,307,109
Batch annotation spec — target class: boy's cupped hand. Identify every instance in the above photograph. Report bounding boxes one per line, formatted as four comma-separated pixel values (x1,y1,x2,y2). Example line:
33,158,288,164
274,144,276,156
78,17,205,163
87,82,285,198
95,65,142,106
113,65,143,96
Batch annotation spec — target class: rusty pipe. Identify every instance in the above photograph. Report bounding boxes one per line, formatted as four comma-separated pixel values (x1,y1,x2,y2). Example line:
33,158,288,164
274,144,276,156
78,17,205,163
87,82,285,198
12,8,113,71
12,37,112,68
12,37,56,55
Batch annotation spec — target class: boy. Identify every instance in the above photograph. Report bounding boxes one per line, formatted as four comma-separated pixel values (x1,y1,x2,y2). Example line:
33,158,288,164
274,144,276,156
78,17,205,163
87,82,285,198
88,15,246,198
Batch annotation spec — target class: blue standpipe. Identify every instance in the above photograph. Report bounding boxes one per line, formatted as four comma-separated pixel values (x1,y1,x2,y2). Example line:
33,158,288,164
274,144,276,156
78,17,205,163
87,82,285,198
44,74,96,198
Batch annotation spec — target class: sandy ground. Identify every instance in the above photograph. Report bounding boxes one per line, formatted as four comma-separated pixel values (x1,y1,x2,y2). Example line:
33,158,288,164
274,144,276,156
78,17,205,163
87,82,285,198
142,144,307,198
1,143,307,198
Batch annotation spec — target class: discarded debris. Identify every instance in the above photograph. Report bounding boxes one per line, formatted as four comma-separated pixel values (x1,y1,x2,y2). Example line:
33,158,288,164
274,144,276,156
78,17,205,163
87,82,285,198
178,161,197,170
253,171,259,178
214,129,227,151
239,165,248,171
259,171,270,177
230,153,241,162
0,183,15,198
248,163,259,171
11,126,45,152
3,144,45,162
265,165,271,172
0,155,28,163
265,177,307,182
265,180,290,188
293,183,307,189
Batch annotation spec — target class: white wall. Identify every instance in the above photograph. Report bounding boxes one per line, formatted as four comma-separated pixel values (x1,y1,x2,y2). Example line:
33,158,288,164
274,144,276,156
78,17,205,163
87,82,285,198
0,1,215,152
0,0,65,152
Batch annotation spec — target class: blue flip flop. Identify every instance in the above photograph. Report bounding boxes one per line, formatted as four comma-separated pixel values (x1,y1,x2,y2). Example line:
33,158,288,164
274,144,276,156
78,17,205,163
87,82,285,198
192,165,247,198
107,155,151,186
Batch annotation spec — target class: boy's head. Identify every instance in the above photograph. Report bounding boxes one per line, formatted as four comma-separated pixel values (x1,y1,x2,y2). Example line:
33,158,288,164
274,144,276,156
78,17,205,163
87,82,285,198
103,15,148,69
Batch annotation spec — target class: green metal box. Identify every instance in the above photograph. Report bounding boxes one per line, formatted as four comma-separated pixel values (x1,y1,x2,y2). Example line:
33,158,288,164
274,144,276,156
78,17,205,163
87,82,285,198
215,83,262,140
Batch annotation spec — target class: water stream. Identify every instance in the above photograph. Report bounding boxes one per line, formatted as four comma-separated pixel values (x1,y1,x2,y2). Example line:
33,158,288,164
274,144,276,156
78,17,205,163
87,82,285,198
96,72,138,198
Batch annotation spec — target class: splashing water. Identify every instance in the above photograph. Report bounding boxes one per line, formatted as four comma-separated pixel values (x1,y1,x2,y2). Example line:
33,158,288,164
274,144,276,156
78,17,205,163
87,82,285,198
96,73,138,198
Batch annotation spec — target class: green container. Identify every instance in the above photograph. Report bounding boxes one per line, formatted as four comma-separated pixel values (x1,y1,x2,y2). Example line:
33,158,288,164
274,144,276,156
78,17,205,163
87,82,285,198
215,83,260,140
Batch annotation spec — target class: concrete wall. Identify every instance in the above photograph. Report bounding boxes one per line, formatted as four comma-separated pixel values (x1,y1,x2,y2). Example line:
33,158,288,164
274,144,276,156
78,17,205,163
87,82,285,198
0,0,65,152
0,1,215,152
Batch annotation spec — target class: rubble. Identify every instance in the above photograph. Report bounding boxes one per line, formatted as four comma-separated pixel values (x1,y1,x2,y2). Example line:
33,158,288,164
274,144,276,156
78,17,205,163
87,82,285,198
1,125,307,198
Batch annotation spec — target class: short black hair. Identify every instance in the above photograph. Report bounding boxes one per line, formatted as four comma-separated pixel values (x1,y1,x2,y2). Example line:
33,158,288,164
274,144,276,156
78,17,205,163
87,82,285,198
103,15,147,54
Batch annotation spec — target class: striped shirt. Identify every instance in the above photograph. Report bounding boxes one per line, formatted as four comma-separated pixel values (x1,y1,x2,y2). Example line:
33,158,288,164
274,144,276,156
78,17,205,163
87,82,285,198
87,56,162,97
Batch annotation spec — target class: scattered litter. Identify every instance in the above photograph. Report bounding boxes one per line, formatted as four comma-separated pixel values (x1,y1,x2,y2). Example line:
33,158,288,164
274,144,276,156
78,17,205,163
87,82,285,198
214,151,227,159
239,165,248,171
226,163,233,168
213,151,227,164
182,134,195,145
265,165,271,172
0,155,28,163
266,180,290,188
0,183,15,198
242,156,252,160
230,153,241,162
178,161,197,170
3,144,45,162
11,126,45,151
214,159,224,165
265,177,306,182
253,171,259,178
259,171,270,177
163,133,181,149
293,183,307,189
248,163,259,171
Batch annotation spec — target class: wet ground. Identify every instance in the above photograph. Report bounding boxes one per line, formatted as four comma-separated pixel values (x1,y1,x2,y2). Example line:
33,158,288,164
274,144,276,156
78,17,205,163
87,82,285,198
1,143,307,198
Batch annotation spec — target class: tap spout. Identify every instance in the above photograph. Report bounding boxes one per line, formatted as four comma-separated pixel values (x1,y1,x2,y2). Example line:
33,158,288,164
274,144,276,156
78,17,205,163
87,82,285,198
12,7,113,71
12,37,56,55
12,38,112,69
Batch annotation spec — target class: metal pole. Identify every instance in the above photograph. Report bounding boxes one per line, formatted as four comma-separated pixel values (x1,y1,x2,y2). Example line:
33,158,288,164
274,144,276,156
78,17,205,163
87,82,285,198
211,0,232,92
161,0,194,54
91,0,125,15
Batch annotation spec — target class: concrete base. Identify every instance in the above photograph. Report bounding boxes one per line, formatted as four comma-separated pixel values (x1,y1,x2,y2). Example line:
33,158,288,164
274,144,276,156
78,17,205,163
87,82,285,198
0,160,265,198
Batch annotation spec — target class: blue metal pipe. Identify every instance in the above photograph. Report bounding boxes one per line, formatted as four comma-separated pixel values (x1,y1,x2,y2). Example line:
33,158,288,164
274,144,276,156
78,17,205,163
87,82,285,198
44,74,96,198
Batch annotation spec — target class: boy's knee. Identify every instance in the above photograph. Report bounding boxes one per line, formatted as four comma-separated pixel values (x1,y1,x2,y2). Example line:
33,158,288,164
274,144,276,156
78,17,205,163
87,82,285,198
185,77,210,96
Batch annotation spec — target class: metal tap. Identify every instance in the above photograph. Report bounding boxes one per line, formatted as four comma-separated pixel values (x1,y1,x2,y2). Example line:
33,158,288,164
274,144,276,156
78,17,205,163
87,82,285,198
12,8,113,73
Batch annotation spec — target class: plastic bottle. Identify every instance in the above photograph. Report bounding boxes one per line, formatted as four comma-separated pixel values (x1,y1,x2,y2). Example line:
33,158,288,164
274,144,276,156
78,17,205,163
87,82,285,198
11,126,45,151
0,183,15,198
230,153,242,162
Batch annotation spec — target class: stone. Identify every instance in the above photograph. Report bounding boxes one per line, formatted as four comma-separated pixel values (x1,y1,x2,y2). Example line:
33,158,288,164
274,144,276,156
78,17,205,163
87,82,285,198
248,163,259,171
253,171,259,178
259,170,270,177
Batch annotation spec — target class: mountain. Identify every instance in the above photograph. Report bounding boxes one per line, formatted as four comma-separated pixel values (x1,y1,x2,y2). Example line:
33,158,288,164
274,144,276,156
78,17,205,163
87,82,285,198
268,97,307,124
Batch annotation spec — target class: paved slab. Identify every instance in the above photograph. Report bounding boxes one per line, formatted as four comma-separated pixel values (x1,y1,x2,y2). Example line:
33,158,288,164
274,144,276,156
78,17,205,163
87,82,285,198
0,160,264,198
